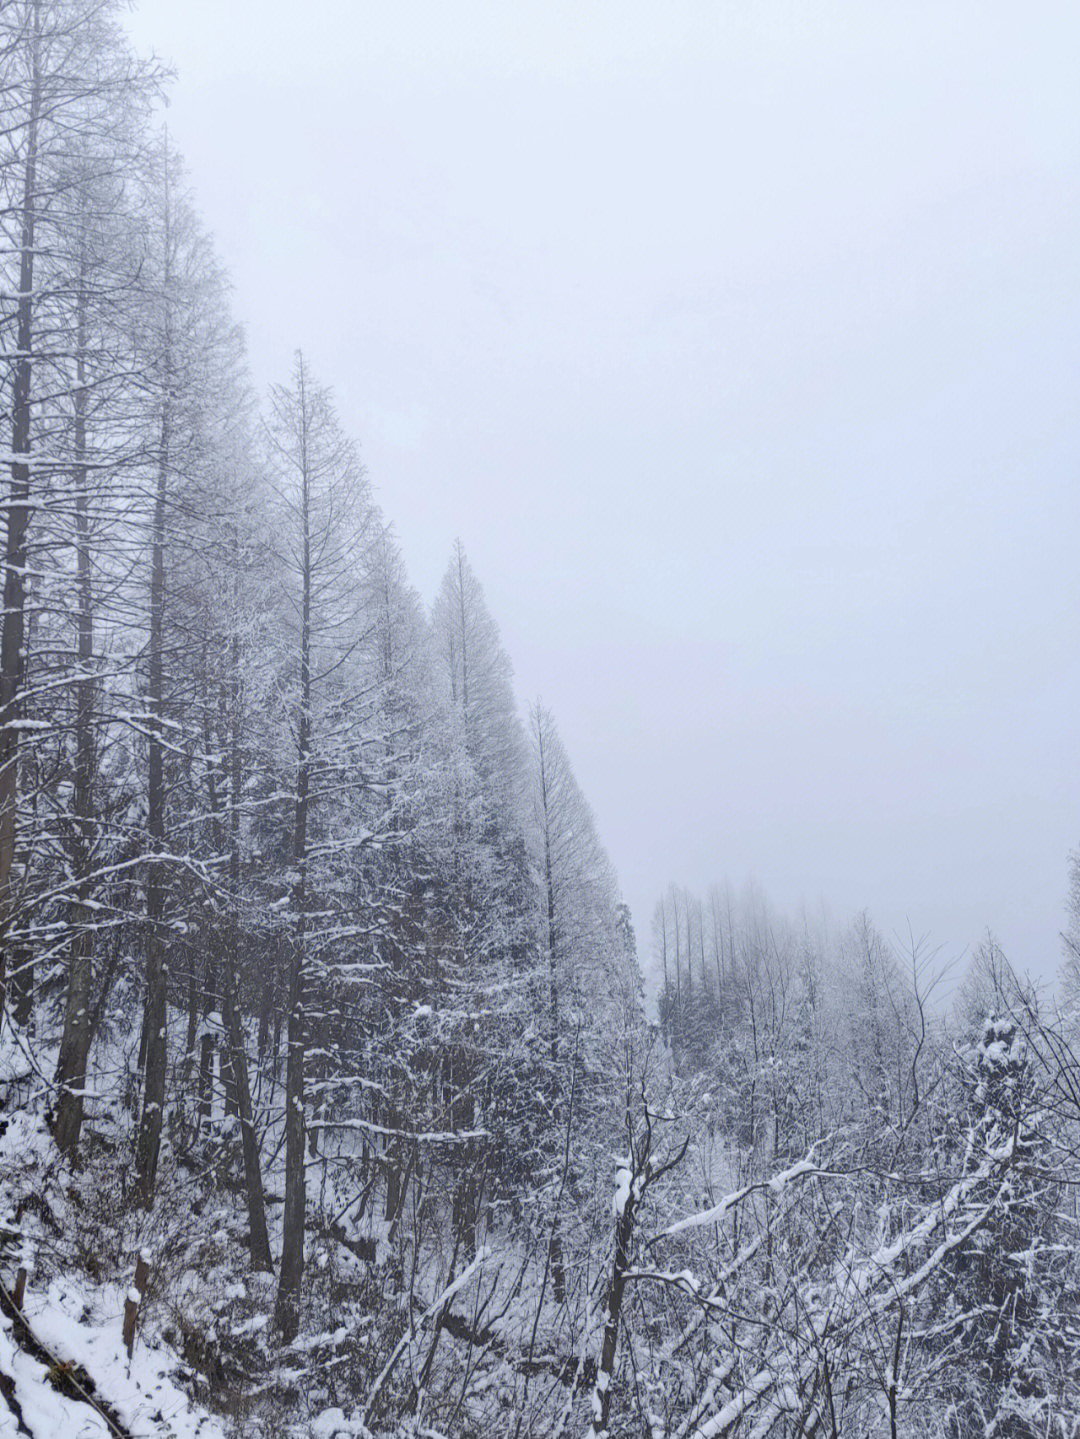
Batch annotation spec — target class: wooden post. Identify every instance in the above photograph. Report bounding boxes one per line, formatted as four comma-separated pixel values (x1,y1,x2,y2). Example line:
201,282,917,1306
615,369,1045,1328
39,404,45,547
13,1248,33,1311
123,1249,151,1358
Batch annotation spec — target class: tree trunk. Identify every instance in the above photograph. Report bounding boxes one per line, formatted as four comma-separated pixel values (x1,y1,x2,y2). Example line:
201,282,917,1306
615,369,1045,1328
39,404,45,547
184,964,199,1063
55,257,95,1157
210,557,272,1270
132,151,172,1206
276,359,312,1340
257,966,272,1060
10,950,33,1029
276,906,307,1336
223,982,273,1270
456,541,469,719
0,2,41,1017
589,1158,639,1438
131,388,170,1207
221,1040,238,1119
536,715,566,1304
658,902,669,1046
197,1030,214,1130
384,1118,402,1223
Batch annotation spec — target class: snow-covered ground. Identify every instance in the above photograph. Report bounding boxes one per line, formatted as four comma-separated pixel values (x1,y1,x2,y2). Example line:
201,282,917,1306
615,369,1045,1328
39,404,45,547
0,1273,227,1438
0,1101,225,1439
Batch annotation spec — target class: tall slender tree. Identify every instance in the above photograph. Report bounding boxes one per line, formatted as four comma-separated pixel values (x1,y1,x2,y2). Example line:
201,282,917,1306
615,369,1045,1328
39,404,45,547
265,352,377,1338
0,0,161,1021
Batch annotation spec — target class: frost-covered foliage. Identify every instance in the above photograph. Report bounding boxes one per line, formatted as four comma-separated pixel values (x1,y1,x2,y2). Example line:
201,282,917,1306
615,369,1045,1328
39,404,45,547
0,9,645,1432
0,4,1079,1438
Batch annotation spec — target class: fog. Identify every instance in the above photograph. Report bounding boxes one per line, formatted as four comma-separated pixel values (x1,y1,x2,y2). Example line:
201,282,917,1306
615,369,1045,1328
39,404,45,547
126,0,1080,986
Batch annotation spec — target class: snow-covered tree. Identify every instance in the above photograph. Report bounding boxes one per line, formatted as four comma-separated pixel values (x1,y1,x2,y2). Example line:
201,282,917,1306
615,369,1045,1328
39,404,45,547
262,351,380,1337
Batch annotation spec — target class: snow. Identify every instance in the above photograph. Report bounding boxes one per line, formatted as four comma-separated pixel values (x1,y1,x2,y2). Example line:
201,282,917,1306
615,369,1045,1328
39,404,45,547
612,1162,632,1218
0,1274,228,1439
311,1409,360,1438
663,1151,821,1237
0,1321,104,1437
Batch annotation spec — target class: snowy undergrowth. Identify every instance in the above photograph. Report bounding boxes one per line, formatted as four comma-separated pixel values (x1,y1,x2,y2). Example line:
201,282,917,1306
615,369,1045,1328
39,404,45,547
0,1013,589,1439
0,1019,291,1436
2,1271,228,1438
0,1108,228,1439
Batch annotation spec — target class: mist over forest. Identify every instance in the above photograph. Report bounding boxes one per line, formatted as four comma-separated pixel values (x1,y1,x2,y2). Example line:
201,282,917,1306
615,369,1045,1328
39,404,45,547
0,3,1078,1437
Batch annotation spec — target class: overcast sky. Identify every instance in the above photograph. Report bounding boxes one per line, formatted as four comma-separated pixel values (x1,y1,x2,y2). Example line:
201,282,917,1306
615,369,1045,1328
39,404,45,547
123,1,1080,990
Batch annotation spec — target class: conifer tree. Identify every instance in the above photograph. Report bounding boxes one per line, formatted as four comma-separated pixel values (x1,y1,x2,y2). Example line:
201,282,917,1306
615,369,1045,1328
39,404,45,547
265,352,378,1338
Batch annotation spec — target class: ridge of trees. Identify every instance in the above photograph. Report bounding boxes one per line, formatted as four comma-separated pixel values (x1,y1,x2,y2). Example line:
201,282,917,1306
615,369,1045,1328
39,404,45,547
1,6,1079,1437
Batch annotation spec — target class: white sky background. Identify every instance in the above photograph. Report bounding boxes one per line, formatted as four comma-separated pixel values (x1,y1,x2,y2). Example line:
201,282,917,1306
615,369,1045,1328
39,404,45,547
124,1,1080,990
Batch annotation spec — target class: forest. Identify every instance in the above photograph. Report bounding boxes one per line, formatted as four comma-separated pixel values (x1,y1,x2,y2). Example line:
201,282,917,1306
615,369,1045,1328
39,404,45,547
1,2,1079,1437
